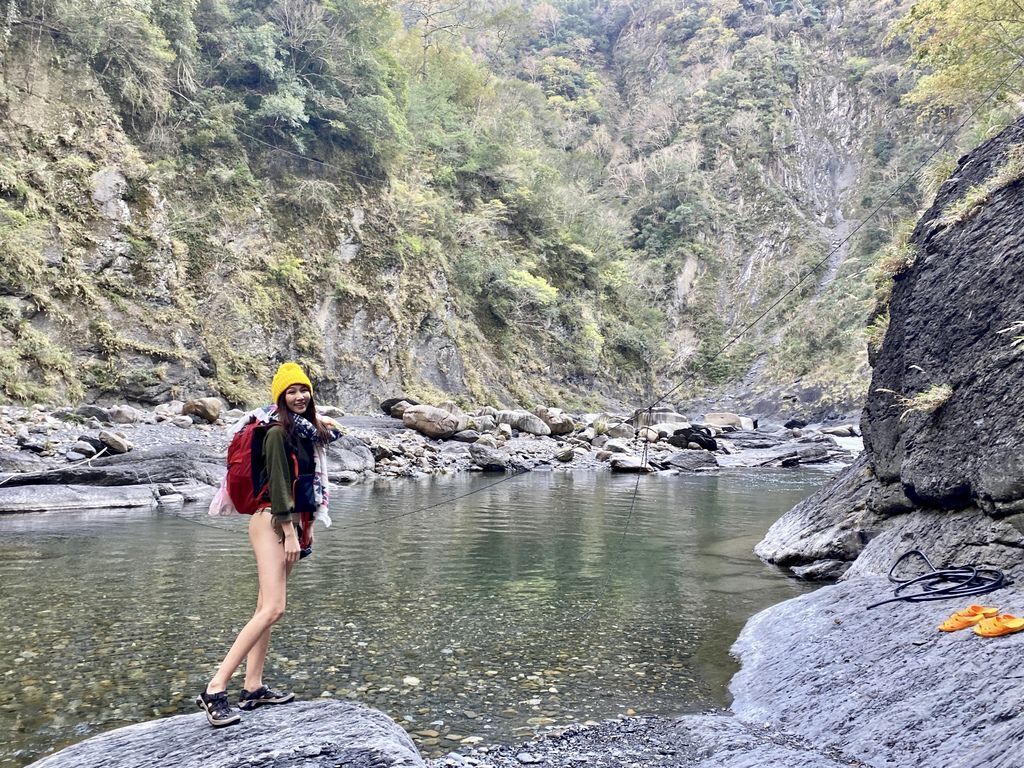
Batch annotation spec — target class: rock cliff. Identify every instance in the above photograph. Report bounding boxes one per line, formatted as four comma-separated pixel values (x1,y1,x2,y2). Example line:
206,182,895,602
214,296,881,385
758,116,1024,578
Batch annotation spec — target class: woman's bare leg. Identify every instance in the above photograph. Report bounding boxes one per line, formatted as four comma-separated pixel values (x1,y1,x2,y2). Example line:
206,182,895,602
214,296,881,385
243,557,295,690
206,511,288,694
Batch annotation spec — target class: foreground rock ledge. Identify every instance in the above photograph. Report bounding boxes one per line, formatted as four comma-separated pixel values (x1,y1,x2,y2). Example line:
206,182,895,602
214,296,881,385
28,700,424,768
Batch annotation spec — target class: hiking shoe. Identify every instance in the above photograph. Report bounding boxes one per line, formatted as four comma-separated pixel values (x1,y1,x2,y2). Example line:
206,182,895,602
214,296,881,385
196,690,241,727
239,685,295,710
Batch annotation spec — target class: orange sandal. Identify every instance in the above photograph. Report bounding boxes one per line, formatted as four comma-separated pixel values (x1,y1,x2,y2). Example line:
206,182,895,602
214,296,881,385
973,614,1024,637
938,605,998,632
952,604,998,620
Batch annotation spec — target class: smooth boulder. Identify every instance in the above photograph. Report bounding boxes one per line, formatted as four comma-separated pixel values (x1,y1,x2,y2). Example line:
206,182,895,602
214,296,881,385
98,430,132,454
704,412,743,430
27,699,424,768
469,442,511,471
182,397,223,423
402,405,461,439
380,396,418,416
495,410,551,436
534,406,575,435
108,405,144,424
666,450,718,472
326,436,375,473
0,484,158,513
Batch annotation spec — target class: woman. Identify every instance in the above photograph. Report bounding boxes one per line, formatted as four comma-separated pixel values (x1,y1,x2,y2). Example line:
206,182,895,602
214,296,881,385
197,362,342,727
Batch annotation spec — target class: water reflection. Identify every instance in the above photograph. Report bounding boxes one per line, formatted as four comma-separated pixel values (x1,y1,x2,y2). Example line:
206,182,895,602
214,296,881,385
0,469,832,765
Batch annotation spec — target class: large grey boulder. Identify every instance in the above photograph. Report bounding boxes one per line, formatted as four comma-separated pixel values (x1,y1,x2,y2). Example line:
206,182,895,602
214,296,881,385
759,119,1024,580
534,406,575,435
401,405,461,439
182,397,223,424
665,450,718,472
494,410,551,436
380,396,418,416
27,699,424,768
609,455,653,473
108,404,145,424
703,412,742,429
98,430,132,455
74,404,111,422
469,442,511,471
326,436,375,473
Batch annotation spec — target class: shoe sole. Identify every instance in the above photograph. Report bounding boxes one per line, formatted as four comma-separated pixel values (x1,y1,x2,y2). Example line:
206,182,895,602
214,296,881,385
195,695,242,727
239,692,296,711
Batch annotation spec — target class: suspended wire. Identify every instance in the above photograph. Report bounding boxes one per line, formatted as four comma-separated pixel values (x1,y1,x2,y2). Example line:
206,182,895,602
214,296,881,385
572,407,653,625
332,467,531,531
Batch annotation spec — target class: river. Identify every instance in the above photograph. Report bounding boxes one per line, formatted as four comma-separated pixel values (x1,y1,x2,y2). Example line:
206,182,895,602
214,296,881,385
0,468,833,765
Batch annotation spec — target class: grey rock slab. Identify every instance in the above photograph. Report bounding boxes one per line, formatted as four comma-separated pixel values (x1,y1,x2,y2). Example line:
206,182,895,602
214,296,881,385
790,559,851,582
28,699,424,768
730,576,1024,768
0,446,224,488
717,442,851,468
677,715,855,768
0,483,158,513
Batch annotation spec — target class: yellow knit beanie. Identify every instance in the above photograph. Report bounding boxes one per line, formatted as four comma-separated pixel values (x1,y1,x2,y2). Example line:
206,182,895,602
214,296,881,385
271,362,313,404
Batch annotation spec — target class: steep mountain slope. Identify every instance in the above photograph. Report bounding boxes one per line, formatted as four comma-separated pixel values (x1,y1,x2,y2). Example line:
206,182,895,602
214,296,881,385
0,1,950,412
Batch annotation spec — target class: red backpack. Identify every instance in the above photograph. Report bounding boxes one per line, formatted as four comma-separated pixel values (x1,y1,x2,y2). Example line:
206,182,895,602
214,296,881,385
225,420,276,515
224,419,311,551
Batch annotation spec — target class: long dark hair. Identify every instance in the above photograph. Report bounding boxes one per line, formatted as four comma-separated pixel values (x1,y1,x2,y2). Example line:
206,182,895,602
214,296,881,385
275,388,333,444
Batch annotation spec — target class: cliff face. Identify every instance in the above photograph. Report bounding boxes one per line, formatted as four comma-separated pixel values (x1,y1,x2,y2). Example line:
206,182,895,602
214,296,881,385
864,119,1024,517
758,116,1024,575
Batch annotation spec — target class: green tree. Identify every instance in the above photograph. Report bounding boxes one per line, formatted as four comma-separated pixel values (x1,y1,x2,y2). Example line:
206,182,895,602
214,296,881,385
893,0,1024,109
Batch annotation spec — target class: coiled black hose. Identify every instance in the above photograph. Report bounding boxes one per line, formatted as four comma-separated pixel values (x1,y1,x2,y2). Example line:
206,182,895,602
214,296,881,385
865,549,1010,610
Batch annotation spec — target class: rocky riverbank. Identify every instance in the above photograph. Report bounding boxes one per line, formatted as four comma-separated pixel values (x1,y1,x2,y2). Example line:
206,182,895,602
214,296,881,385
0,399,857,518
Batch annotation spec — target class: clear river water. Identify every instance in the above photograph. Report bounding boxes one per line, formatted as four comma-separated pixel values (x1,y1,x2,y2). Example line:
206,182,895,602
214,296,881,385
0,468,832,765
